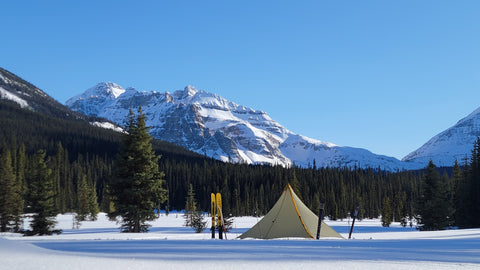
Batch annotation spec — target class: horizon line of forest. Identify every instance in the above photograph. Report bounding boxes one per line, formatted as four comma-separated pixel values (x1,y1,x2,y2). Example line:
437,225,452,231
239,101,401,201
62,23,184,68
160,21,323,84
1,138,478,229
1,99,479,233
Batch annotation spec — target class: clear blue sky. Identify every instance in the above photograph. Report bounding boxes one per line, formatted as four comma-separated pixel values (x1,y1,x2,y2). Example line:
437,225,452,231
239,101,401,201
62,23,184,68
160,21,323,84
2,1,480,159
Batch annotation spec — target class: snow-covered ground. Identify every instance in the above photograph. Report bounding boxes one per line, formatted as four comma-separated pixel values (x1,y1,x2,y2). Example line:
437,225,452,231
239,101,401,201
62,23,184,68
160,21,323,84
1,213,479,269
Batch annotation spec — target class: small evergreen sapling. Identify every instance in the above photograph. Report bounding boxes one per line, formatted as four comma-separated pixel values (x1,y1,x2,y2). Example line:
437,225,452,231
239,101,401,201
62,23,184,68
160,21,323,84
184,184,197,227
191,211,207,233
222,214,234,232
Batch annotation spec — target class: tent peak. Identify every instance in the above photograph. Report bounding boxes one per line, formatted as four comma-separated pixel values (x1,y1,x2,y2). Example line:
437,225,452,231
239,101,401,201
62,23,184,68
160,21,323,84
239,184,343,239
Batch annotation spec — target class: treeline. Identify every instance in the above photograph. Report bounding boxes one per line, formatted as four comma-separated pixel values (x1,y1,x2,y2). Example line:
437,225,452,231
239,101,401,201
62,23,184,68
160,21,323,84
0,91,425,227
452,139,480,228
161,158,422,221
385,139,480,230
2,96,479,232
0,143,112,224
1,139,424,230
4,137,480,233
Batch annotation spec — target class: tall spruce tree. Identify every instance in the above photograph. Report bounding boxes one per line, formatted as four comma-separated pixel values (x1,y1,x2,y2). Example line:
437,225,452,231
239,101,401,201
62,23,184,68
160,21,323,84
0,148,21,232
13,145,26,231
87,181,100,221
457,138,480,228
108,107,167,232
416,160,453,231
76,173,90,222
381,197,392,227
74,172,99,227
27,150,58,235
452,160,464,226
468,137,480,227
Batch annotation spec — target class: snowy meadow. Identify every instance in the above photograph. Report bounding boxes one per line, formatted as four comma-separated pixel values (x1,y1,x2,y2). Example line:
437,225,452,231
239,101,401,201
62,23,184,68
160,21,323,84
1,213,479,270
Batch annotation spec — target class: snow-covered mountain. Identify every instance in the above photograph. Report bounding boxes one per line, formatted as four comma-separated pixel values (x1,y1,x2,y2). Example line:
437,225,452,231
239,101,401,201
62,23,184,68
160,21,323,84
403,107,480,166
66,82,420,170
0,67,87,119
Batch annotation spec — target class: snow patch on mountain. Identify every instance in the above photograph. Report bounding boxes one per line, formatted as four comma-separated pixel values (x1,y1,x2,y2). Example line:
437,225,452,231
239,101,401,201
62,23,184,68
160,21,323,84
68,82,125,102
403,107,480,166
279,134,412,170
0,72,47,99
0,73,8,84
66,83,423,171
90,121,124,133
0,86,30,108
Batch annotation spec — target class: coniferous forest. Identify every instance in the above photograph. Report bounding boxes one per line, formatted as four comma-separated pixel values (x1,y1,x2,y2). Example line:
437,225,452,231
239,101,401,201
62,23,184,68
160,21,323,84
1,89,480,233
1,136,425,226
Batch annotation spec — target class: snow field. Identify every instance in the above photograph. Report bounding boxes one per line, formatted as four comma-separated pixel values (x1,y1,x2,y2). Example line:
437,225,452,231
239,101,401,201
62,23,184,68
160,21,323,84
1,213,479,270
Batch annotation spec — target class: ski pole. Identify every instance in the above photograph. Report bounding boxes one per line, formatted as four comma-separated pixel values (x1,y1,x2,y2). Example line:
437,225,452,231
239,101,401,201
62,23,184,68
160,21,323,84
348,206,359,239
316,202,325,239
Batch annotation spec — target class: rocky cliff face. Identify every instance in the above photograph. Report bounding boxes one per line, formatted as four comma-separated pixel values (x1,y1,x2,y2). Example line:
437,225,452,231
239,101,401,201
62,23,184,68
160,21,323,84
66,82,421,170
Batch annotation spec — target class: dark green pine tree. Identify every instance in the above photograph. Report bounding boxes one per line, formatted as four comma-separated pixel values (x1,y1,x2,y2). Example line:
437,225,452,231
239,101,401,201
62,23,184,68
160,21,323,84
469,137,480,227
108,107,168,232
52,142,69,214
87,181,99,221
291,170,302,200
0,147,21,232
416,160,454,231
190,210,207,233
27,150,58,236
184,183,197,227
452,160,465,226
13,144,26,231
74,172,99,227
76,173,90,222
458,138,480,228
381,197,393,227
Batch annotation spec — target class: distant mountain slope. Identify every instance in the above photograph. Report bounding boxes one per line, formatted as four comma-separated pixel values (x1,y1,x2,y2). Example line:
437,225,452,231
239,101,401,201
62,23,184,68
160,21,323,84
403,107,480,166
0,68,202,161
0,67,86,120
67,82,420,170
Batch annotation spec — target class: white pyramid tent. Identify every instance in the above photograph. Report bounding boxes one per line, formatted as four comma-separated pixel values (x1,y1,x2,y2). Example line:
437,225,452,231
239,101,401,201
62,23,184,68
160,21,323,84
239,184,343,239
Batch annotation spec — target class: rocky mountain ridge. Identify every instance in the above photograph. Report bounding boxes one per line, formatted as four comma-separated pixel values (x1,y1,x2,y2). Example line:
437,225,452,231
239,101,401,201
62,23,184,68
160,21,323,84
3,67,476,171
66,82,423,170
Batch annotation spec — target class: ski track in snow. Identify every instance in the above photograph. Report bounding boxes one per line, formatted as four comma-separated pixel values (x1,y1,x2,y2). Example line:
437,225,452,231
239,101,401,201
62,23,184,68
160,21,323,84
1,213,479,270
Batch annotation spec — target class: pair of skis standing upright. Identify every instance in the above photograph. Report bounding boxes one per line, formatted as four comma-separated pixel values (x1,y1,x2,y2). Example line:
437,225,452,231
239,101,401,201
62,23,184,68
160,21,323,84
211,193,227,239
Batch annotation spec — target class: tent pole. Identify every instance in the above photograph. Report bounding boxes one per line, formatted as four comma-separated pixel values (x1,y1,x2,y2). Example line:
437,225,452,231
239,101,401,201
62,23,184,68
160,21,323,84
316,202,325,239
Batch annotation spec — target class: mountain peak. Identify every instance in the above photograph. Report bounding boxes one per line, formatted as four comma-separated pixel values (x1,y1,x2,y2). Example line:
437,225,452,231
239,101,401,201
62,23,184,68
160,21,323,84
91,82,125,99
172,85,198,100
402,105,480,166
184,85,198,96
66,82,126,106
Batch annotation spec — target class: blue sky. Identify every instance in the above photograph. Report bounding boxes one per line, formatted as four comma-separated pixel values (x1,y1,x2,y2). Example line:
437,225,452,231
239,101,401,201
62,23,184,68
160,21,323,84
2,1,480,159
